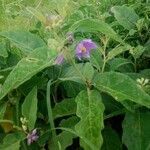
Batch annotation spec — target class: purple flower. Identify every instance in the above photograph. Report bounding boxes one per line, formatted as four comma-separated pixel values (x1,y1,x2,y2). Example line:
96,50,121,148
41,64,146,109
27,129,39,145
76,39,97,60
55,54,64,65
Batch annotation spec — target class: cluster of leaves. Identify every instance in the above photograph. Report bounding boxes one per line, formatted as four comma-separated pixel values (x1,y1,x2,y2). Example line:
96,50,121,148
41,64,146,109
0,0,150,150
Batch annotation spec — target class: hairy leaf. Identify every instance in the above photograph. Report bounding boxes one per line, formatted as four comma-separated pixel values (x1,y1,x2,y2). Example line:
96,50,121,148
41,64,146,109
106,45,131,61
59,116,79,128
111,6,139,30
109,58,133,71
0,47,55,101
0,132,25,150
53,98,76,119
22,86,37,130
70,19,124,44
60,63,94,83
93,72,150,108
75,90,105,150
0,31,45,51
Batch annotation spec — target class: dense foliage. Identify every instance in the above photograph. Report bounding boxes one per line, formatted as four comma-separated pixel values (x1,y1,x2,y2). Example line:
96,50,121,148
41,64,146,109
0,0,150,150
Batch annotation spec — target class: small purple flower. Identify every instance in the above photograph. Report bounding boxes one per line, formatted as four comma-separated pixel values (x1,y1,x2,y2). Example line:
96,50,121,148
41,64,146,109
27,129,39,145
55,54,64,65
76,39,97,60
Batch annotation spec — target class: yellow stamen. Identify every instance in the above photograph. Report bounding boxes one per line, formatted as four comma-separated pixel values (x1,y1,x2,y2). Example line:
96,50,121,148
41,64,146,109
81,46,87,53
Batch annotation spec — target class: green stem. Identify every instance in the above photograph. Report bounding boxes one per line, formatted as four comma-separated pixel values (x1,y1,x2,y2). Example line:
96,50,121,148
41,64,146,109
46,80,58,148
134,58,137,72
15,100,19,126
104,109,126,120
0,119,14,124
104,104,141,120
101,59,106,73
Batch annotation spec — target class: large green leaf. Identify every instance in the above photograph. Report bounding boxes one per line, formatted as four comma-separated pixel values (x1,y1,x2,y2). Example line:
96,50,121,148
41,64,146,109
22,86,37,130
93,72,150,108
111,6,139,30
69,19,124,44
109,58,133,71
0,47,56,101
75,90,105,150
59,63,94,83
26,7,46,24
59,64,83,83
0,31,46,51
101,93,123,114
52,98,76,119
102,127,122,150
0,132,25,150
122,111,150,150
106,45,131,61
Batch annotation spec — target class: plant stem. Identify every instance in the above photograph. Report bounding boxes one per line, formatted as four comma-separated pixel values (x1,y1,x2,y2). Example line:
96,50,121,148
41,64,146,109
15,100,19,126
46,80,58,148
104,109,126,120
0,119,13,124
101,59,106,73
134,58,137,72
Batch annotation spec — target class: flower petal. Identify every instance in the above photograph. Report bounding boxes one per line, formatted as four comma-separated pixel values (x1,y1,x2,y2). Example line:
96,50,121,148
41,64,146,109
75,39,97,60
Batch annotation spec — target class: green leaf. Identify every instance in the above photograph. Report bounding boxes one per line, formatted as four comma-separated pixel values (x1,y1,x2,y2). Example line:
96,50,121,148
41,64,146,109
50,131,76,150
93,72,150,108
0,42,8,58
59,64,83,83
0,132,25,150
0,47,55,101
90,50,103,71
62,81,86,97
75,90,105,150
59,63,94,83
102,93,123,114
109,58,133,71
22,86,37,130
0,31,46,51
59,116,79,128
111,6,139,30
69,19,124,44
26,7,46,24
82,62,94,81
123,111,150,150
130,45,145,59
102,127,122,150
106,45,131,61
53,117,79,149
53,98,76,119
0,103,7,119
0,67,13,84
